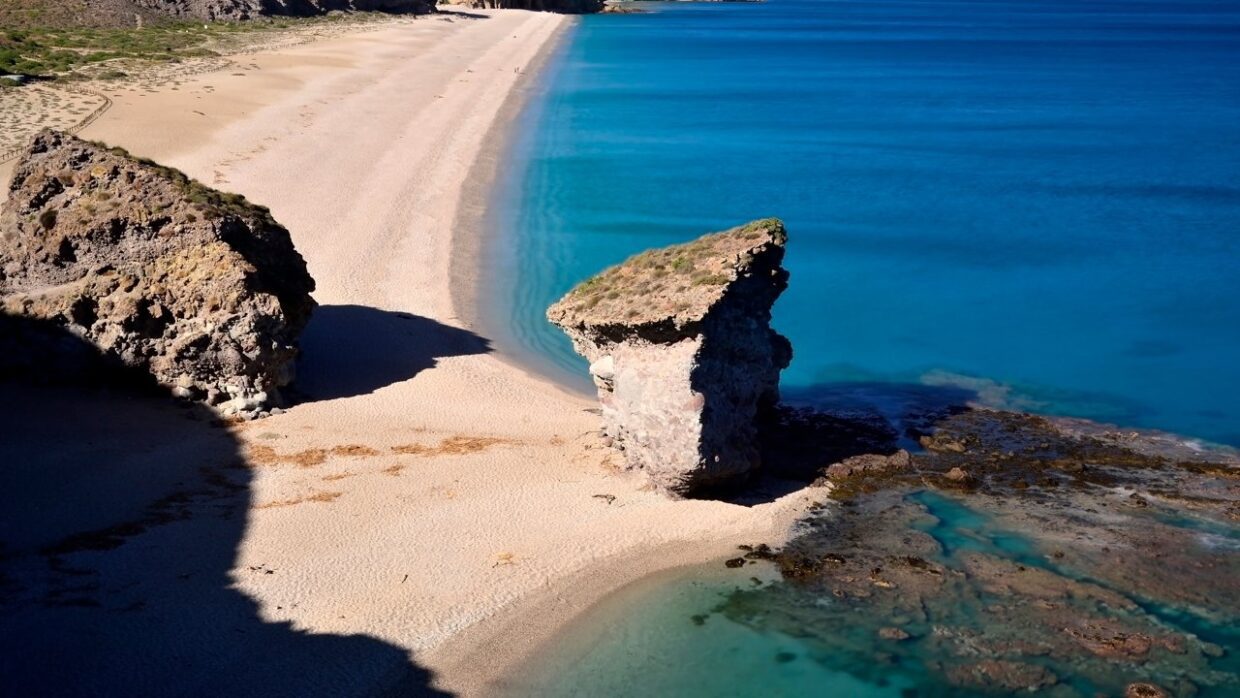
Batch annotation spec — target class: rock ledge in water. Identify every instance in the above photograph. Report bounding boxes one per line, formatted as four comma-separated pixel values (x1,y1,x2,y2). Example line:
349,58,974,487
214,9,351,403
0,130,316,417
547,218,791,495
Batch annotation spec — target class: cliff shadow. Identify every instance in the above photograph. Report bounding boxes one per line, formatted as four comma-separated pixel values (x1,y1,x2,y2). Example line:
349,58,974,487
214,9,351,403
437,9,491,19
293,304,491,403
720,381,979,505
0,315,451,696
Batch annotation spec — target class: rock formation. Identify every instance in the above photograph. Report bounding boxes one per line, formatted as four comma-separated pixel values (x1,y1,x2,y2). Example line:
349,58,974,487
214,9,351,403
0,130,316,417
458,0,604,13
547,218,792,495
0,0,438,27
132,0,439,21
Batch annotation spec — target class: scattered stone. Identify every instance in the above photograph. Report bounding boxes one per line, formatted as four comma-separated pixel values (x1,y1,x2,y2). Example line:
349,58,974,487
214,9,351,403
0,130,316,417
941,467,977,489
1125,682,1169,698
820,450,911,481
547,219,792,496
713,408,1238,695
724,557,747,569
742,543,777,560
943,659,1058,692
878,627,910,641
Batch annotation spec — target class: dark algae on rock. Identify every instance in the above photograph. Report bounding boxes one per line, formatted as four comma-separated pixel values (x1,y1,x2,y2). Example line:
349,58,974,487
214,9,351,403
711,408,1240,696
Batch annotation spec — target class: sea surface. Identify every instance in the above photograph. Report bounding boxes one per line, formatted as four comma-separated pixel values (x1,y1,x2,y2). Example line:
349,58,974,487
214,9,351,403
485,0,1240,448
484,0,1240,694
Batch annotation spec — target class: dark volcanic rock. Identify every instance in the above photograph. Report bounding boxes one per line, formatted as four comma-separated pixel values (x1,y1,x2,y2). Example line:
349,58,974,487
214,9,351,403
818,450,911,483
711,408,1239,696
0,130,316,417
547,219,791,496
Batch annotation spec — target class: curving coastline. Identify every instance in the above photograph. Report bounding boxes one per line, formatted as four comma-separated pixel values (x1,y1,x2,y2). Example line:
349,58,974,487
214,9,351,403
0,9,821,695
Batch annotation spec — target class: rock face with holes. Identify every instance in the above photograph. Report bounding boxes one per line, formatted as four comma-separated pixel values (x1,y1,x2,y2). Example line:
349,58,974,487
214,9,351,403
457,0,604,13
0,130,316,417
547,218,792,496
130,0,439,22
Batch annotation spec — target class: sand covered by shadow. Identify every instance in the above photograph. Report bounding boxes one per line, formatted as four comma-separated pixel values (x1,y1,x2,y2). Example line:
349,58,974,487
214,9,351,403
293,304,491,402
0,315,449,696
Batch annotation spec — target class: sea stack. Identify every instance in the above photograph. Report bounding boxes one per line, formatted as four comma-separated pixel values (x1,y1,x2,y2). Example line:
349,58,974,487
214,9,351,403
547,218,792,496
0,130,316,417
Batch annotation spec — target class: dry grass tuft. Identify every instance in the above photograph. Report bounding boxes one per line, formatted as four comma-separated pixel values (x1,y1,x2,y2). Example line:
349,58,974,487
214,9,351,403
256,490,342,509
390,435,512,457
246,443,379,468
330,444,380,457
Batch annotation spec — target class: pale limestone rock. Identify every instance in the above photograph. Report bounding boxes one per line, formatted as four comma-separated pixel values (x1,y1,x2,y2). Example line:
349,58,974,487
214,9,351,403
548,218,791,496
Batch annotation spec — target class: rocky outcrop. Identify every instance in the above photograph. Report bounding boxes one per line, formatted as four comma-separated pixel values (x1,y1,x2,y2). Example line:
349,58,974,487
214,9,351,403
547,218,792,496
132,0,438,21
459,0,603,13
0,130,316,417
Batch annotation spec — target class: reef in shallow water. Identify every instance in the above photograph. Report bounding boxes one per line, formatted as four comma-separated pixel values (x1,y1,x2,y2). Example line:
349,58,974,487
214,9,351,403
716,409,1239,697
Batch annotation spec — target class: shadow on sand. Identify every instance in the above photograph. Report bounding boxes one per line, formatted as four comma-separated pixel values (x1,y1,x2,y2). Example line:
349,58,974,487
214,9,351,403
293,304,491,403
0,314,451,696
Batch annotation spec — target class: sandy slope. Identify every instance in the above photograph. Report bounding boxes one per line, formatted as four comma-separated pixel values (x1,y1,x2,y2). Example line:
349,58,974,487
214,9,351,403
0,10,822,695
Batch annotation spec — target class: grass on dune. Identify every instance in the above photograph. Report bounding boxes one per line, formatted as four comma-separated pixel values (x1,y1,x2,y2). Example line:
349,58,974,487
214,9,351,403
0,14,365,80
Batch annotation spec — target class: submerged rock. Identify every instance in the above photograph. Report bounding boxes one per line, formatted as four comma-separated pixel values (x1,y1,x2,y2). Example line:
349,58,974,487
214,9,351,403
0,130,316,417
547,218,792,495
712,408,1239,696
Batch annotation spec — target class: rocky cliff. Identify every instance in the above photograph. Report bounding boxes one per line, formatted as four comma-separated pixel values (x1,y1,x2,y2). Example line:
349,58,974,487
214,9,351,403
0,130,316,417
457,0,603,13
547,218,792,496
132,0,438,21
0,0,437,28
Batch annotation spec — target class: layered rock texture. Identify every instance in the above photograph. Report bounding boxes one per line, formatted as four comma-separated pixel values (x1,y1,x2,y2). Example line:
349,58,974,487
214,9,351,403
0,130,316,417
0,0,436,28
459,0,603,13
547,218,792,495
132,0,439,21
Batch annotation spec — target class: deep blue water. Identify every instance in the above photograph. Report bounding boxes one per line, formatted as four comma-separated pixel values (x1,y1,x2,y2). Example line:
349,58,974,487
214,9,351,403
487,0,1240,447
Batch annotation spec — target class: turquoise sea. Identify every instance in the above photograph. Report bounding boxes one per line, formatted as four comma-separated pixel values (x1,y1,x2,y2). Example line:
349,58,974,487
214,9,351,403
486,0,1240,448
483,0,1240,694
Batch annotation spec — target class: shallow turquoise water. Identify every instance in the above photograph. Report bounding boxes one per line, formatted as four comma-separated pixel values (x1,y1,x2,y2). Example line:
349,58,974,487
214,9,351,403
487,0,1240,446
509,491,1240,697
504,565,922,698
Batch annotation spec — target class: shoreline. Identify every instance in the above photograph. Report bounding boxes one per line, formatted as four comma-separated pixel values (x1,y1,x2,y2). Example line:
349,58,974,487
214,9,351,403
1,11,824,695
447,14,593,399
426,525,803,697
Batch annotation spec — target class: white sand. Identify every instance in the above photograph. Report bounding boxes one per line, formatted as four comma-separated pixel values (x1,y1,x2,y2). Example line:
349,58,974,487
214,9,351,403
0,11,823,695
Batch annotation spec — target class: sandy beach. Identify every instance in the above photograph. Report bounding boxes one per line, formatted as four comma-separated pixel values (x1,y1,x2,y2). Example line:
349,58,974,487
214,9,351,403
0,9,821,696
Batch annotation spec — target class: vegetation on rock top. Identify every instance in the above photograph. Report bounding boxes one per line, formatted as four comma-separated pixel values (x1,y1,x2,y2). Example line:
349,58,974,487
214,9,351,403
549,218,786,327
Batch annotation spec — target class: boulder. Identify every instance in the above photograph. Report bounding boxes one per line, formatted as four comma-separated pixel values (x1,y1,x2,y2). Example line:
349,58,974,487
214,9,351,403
818,450,911,483
0,130,316,417
547,218,792,495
